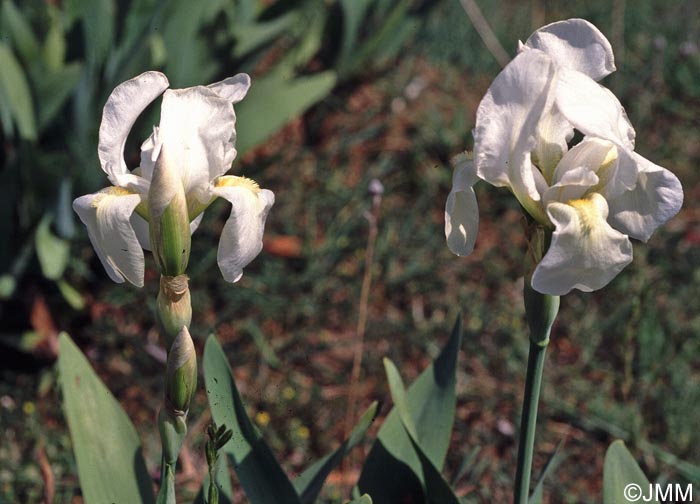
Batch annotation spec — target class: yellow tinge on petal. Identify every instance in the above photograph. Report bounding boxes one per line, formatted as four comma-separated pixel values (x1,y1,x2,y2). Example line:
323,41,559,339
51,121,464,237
566,193,608,237
90,186,134,207
592,143,618,191
91,186,150,221
215,175,261,194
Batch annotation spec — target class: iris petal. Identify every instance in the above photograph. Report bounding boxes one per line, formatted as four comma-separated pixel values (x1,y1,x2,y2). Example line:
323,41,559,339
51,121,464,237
532,193,632,295
524,18,616,81
73,188,145,287
445,155,479,256
98,71,169,188
156,87,237,201
212,180,274,283
607,153,684,242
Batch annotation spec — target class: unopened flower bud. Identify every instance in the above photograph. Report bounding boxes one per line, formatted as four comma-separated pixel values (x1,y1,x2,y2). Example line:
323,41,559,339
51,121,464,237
157,274,192,347
148,144,191,276
165,326,197,414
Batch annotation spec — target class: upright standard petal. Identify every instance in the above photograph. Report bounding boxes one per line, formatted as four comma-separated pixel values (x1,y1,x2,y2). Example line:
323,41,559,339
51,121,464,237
445,154,479,256
607,153,683,242
554,69,635,151
73,188,145,287
98,72,169,187
532,105,574,183
212,177,275,283
532,193,632,295
474,49,556,222
157,87,237,200
474,49,555,188
524,18,616,81
208,73,251,104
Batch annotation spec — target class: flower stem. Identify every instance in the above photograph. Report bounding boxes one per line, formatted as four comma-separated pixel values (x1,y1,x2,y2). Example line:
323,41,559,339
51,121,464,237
513,338,548,503
514,284,559,503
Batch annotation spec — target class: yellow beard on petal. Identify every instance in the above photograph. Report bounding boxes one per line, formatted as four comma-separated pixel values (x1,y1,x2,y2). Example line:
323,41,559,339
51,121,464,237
91,186,134,206
567,196,602,237
215,175,261,194
91,186,150,221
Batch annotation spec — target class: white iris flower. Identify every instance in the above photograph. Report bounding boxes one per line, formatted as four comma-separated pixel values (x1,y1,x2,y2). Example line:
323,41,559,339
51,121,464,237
73,71,274,287
445,19,683,295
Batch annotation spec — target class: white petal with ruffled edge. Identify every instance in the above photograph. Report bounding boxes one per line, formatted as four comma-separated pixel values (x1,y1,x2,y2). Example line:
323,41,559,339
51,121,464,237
607,152,683,242
157,87,237,199
524,18,616,81
212,184,274,283
474,50,556,222
554,69,634,150
73,189,145,287
532,193,632,295
445,156,479,256
98,72,169,188
475,49,555,189
208,73,251,104
542,138,613,205
532,105,574,182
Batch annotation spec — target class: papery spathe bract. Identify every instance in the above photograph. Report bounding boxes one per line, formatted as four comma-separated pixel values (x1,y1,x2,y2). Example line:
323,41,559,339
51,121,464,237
73,71,274,287
445,18,683,295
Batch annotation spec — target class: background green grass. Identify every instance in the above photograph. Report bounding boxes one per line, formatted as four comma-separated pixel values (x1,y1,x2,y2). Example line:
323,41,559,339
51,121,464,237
1,0,699,502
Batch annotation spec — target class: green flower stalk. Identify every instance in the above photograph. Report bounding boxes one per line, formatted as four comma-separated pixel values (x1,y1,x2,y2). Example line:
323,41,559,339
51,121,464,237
157,326,197,504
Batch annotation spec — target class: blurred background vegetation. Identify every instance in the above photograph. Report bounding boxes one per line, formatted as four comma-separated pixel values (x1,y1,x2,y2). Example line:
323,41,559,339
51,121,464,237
1,0,699,502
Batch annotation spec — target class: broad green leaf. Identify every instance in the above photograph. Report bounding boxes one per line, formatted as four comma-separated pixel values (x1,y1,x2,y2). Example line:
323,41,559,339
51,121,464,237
203,335,302,504
160,0,222,86
294,402,378,504
0,275,16,299
57,279,86,310
1,0,40,62
347,496,372,504
42,7,67,71
34,63,83,131
232,13,296,59
235,71,336,156
35,215,70,280
384,358,460,504
339,0,415,78
58,333,154,504
65,0,115,67
193,455,233,504
104,0,167,85
281,3,327,72
338,0,372,65
357,316,462,502
0,43,36,140
603,440,658,504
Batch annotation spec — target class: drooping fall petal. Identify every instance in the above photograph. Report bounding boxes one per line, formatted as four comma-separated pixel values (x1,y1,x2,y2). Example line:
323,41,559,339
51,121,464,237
73,188,145,287
607,153,684,242
445,155,479,256
532,193,633,295
212,177,275,283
